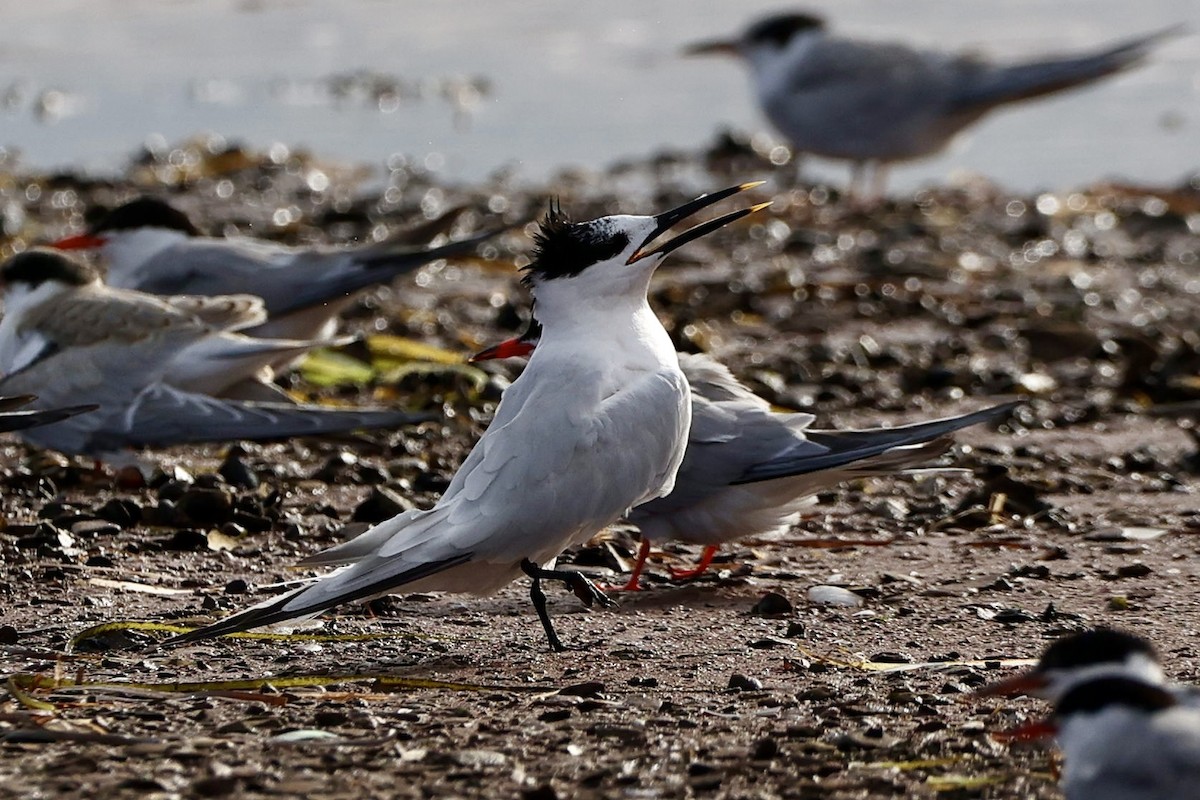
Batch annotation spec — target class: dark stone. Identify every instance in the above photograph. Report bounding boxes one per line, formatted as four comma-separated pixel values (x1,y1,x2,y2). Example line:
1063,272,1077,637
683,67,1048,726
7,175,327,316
728,674,763,691
750,591,794,617
176,487,234,526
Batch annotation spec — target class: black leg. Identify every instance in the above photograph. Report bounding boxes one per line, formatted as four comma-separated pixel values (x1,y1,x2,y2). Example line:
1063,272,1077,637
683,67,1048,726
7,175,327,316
522,562,564,652
521,559,616,651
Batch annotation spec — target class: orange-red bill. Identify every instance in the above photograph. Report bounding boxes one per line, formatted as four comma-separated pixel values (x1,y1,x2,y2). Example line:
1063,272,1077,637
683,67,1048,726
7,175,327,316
468,337,535,363
51,233,106,251
991,718,1058,743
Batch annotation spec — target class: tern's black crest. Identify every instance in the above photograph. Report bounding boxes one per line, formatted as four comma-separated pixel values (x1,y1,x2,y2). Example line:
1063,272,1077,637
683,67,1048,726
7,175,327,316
1055,677,1176,717
521,205,631,287
744,12,826,48
91,197,201,236
1,248,98,287
1038,628,1157,672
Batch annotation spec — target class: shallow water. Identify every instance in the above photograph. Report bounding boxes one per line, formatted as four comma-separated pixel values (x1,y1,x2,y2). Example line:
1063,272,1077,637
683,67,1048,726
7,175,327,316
1,0,1196,192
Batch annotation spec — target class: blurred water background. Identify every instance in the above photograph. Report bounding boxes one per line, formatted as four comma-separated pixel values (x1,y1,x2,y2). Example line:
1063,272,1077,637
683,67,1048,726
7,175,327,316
1,0,1196,192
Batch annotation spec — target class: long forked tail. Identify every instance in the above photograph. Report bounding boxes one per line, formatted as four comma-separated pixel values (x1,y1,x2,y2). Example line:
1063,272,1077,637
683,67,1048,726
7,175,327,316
732,401,1018,485
162,553,471,646
951,25,1184,111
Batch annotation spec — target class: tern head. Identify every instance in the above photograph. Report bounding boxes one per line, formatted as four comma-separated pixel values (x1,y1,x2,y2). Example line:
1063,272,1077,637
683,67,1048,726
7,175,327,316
685,12,826,62
1,248,99,291
0,248,100,312
975,628,1166,703
521,182,768,311
52,197,201,251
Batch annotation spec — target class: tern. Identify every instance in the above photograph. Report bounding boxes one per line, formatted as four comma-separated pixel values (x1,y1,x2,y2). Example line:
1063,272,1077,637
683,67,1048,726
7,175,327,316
52,196,510,343
977,628,1200,798
0,395,96,432
162,183,768,651
0,248,360,403
0,249,431,460
472,317,1017,589
685,12,1179,197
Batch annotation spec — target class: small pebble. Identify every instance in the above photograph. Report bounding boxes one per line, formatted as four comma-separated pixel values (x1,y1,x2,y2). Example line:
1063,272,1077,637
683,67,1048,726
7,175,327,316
807,585,863,607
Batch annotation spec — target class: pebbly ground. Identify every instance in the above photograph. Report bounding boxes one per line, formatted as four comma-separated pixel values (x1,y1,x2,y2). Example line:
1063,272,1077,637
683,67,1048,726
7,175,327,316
0,136,1198,798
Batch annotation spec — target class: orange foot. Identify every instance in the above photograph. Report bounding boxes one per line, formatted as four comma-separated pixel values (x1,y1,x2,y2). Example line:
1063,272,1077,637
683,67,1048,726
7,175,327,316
668,545,719,581
599,539,652,592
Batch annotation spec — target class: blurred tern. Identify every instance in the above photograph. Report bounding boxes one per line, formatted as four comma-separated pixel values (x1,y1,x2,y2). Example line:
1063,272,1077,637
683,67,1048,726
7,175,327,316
0,249,431,460
0,248,355,403
0,395,96,432
686,12,1180,197
163,183,768,652
473,317,1017,589
977,628,1200,799
52,196,510,343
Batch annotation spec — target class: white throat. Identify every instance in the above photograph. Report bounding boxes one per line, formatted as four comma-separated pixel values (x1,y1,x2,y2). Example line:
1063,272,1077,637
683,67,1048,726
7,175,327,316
1044,652,1168,701
102,228,189,284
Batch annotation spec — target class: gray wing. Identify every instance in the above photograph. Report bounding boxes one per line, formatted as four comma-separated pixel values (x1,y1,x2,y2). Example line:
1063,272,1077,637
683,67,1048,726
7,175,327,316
948,25,1181,112
434,359,691,557
260,225,511,318
0,327,200,455
733,402,1019,485
629,385,800,522
776,37,961,115
108,239,292,300
93,383,433,451
275,225,512,315
286,363,688,604
121,227,507,318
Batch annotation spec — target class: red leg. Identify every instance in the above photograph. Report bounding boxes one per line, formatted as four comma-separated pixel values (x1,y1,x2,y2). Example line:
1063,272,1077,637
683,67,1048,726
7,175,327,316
669,545,719,580
600,539,651,592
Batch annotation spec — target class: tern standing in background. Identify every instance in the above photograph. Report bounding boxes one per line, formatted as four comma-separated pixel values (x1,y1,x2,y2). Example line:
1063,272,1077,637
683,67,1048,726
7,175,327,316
686,12,1179,198
165,183,769,651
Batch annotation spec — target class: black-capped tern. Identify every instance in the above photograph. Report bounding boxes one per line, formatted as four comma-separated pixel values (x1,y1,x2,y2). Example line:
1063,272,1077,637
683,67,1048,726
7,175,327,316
162,183,769,651
686,12,1180,197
